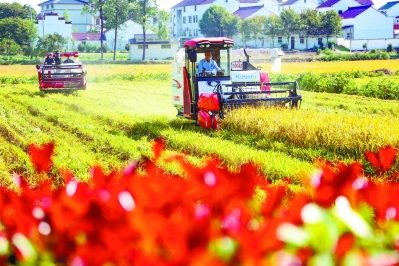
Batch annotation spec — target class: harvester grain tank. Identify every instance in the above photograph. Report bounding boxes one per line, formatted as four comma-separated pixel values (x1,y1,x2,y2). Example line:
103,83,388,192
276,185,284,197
172,37,301,130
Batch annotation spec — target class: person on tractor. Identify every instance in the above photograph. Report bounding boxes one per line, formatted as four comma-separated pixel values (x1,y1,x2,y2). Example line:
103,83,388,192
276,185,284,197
197,50,221,76
44,53,55,65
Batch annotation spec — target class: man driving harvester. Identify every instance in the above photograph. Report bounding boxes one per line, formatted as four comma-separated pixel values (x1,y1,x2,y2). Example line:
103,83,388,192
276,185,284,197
197,50,221,76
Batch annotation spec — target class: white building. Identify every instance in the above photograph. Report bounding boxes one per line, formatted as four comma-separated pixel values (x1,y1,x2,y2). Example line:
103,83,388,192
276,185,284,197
104,20,169,52
35,12,72,42
340,5,393,39
128,34,178,60
71,32,103,50
38,0,98,33
317,0,374,14
169,0,279,40
280,0,319,13
378,0,399,17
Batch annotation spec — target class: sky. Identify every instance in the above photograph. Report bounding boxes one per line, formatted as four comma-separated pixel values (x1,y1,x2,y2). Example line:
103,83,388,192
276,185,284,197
0,0,182,13
0,0,389,13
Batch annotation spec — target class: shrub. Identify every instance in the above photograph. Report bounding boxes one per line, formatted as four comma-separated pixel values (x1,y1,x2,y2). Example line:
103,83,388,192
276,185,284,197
316,49,322,55
125,43,129,51
323,48,333,56
327,40,335,49
77,43,85,53
387,43,393,52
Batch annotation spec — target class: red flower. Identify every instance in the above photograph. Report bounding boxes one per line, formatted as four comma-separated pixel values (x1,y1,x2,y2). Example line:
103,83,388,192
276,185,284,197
365,146,397,175
28,142,55,174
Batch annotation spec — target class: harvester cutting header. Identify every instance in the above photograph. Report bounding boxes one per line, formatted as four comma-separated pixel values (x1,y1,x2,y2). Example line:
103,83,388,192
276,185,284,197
172,37,301,130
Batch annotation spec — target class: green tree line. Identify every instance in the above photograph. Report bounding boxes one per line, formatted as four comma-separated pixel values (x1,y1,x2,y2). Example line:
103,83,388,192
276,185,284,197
199,5,342,49
0,1,168,60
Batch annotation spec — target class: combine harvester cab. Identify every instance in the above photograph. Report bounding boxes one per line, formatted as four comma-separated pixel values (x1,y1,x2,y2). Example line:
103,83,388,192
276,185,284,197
36,51,87,92
171,37,301,130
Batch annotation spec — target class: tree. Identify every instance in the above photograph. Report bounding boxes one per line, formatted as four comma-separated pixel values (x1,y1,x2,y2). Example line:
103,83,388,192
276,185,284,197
0,38,20,55
35,33,67,55
238,19,251,47
279,9,301,49
0,2,34,20
63,10,71,22
83,0,107,59
264,15,282,48
320,10,342,43
0,17,37,47
104,0,130,60
199,5,238,37
222,14,241,39
300,9,322,49
150,9,170,40
246,15,267,47
129,0,158,60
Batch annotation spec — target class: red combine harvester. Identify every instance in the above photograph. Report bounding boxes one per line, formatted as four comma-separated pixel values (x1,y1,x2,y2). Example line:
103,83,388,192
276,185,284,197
36,51,87,91
172,37,302,130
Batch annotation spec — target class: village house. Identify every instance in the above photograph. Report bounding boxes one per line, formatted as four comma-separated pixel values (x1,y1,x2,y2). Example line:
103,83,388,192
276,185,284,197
279,0,319,13
34,0,399,56
38,0,99,33
316,0,374,14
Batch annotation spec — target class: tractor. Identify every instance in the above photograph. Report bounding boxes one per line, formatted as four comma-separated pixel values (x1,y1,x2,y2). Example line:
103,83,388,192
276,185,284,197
172,37,302,130
36,51,87,92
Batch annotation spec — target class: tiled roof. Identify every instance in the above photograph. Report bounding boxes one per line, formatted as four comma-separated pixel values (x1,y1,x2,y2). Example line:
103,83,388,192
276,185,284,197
39,0,89,6
171,0,215,8
378,1,399,10
72,32,104,41
281,0,299,6
233,5,265,19
340,5,370,19
239,0,259,2
317,0,340,8
355,0,374,5
134,34,160,40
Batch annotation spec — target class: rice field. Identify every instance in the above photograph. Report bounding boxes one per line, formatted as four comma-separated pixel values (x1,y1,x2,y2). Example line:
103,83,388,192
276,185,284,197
1,59,399,78
1,59,399,190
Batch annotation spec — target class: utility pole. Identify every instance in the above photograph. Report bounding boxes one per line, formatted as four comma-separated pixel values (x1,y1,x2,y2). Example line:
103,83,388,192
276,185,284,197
41,10,45,38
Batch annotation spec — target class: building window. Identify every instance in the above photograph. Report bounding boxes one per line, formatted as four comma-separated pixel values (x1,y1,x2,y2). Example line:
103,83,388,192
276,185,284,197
189,30,192,36
278,37,282,43
338,10,342,14
46,5,49,9
189,16,192,23
183,16,186,24
51,4,54,8
194,29,198,36
304,0,306,2
346,33,352,39
318,38,322,45
138,45,148,49
161,44,171,49
300,36,304,44
195,5,197,11
95,18,100,25
183,6,185,12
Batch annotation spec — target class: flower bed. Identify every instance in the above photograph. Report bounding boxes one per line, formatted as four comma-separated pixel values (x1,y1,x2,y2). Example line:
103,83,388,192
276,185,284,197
0,140,398,265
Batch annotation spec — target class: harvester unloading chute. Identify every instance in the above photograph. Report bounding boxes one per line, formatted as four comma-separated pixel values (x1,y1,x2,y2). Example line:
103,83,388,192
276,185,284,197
171,37,301,130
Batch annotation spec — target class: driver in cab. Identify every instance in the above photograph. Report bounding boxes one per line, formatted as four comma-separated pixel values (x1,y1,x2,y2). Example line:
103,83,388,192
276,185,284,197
197,51,221,76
